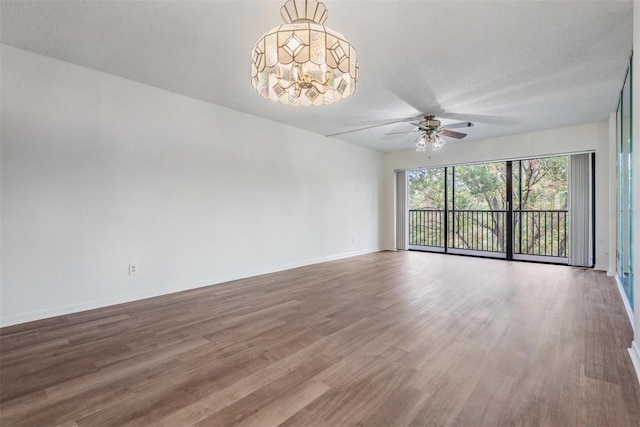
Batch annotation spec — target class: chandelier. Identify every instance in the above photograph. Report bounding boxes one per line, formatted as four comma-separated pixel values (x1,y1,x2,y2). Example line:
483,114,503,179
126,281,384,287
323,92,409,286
415,130,445,152
250,0,359,106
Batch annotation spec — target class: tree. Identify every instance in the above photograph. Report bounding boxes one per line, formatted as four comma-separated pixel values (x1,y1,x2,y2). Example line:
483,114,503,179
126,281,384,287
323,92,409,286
408,169,445,209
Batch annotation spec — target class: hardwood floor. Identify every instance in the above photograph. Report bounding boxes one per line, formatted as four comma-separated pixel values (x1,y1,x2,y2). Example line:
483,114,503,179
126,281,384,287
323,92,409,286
1,251,639,426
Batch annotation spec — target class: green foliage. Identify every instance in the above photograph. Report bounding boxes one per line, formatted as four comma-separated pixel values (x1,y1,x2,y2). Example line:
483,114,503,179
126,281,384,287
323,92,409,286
453,163,506,210
513,157,568,210
408,157,568,211
408,169,445,209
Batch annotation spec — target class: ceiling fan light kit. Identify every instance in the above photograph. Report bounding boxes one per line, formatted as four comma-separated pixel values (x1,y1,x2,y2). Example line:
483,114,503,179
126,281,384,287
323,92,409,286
251,0,359,106
415,132,445,152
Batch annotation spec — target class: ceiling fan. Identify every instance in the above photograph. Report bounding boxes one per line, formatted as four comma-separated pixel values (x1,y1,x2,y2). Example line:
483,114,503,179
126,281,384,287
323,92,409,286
326,114,474,152
396,115,474,152
387,114,473,137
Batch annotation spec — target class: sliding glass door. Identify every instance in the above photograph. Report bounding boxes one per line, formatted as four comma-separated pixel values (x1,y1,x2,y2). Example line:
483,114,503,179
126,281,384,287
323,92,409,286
449,162,507,258
407,155,577,264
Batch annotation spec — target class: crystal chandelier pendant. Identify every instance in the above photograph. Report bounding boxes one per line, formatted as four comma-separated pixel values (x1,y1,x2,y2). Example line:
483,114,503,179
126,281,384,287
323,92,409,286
250,0,359,106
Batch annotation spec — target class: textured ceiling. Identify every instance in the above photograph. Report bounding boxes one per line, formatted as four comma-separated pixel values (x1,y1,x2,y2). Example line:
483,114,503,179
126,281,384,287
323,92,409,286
0,0,634,152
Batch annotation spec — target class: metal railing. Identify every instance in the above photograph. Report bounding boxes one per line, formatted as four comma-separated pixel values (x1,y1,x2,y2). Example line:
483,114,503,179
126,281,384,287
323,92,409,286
513,210,568,257
450,210,506,253
408,209,569,258
408,209,446,247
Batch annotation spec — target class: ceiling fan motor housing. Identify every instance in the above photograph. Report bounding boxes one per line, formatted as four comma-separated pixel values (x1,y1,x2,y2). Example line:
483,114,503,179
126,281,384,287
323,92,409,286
420,115,442,133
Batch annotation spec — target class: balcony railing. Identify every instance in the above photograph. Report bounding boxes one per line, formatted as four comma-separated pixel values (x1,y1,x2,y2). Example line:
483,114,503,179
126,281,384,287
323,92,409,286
408,209,569,258
513,210,568,257
451,210,506,252
408,209,446,247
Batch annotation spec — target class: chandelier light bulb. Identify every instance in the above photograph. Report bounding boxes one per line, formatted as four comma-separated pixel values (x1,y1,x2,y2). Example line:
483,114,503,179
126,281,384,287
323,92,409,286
251,0,359,106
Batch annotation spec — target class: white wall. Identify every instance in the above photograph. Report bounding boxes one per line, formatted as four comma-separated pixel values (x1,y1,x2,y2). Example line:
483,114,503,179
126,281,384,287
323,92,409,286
0,45,383,326
381,121,610,269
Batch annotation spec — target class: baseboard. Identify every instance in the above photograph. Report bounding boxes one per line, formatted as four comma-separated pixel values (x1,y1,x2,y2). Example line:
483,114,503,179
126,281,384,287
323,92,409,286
629,342,640,386
615,275,635,330
0,247,381,328
593,264,608,272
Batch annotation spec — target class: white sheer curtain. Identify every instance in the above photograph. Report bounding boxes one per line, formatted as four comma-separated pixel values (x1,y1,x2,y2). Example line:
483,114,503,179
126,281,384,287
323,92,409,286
395,170,408,250
569,153,593,267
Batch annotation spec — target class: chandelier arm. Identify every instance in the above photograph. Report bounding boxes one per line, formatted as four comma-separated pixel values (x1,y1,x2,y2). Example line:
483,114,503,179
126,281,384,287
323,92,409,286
277,79,298,91
310,80,328,94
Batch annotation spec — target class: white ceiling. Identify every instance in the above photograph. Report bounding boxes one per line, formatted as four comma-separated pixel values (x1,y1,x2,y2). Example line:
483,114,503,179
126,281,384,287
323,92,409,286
0,0,634,152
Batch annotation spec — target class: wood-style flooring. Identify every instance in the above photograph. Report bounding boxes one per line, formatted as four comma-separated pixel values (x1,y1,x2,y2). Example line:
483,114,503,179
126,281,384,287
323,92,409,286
1,251,639,426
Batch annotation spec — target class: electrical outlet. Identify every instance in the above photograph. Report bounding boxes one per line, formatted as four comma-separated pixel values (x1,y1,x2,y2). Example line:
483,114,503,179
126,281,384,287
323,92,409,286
129,263,138,276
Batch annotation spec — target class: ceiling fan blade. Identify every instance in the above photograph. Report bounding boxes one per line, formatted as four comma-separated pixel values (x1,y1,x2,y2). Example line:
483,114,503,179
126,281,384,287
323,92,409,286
326,115,424,137
443,121,474,130
438,112,515,125
440,129,467,139
385,130,419,136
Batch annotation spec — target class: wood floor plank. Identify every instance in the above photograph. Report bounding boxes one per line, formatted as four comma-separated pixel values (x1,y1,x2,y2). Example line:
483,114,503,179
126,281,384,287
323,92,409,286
230,378,329,427
192,355,335,427
1,251,639,426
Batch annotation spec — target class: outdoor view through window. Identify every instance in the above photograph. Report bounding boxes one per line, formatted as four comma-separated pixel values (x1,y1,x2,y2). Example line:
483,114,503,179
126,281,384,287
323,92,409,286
408,156,569,261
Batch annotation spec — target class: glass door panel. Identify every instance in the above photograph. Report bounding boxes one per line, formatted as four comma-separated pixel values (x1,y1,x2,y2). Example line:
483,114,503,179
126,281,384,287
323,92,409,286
449,162,507,256
512,157,569,261
407,168,446,250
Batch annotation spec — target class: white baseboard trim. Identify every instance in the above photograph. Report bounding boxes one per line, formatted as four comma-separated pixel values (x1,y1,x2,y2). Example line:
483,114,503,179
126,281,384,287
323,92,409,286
629,342,640,386
615,275,635,330
0,247,381,328
593,264,608,271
